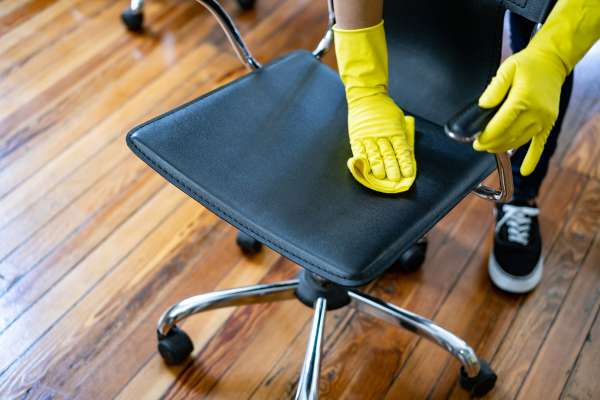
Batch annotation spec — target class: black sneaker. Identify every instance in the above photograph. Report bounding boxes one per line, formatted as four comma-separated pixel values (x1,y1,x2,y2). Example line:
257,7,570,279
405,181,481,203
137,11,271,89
488,201,543,293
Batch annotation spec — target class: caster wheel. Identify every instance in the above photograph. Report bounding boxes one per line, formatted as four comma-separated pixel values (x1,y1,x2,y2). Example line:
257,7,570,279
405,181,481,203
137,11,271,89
237,0,256,10
121,9,144,32
157,326,194,365
459,359,497,397
236,231,262,255
392,238,427,272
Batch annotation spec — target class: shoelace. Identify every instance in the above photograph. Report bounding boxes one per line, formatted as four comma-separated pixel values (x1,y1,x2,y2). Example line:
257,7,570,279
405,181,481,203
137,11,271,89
495,204,539,246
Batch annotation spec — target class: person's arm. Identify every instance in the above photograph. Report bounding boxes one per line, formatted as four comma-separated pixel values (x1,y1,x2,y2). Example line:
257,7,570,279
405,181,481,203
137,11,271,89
475,0,600,176
333,0,418,193
333,0,382,29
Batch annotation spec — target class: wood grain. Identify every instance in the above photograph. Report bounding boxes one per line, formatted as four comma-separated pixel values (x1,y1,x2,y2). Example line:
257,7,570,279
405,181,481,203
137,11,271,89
0,1,599,399
562,304,600,400
485,178,600,400
517,232,600,400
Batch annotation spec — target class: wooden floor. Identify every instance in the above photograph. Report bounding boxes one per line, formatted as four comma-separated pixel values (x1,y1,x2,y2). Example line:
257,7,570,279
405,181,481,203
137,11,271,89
0,0,599,398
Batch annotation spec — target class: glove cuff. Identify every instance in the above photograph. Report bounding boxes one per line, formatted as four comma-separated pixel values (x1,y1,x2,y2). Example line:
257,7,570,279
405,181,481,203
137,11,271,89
528,0,600,74
332,20,384,34
333,20,389,97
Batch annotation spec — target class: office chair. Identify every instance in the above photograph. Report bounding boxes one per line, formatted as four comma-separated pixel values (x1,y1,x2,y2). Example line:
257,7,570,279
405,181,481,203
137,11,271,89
121,0,255,32
126,0,557,397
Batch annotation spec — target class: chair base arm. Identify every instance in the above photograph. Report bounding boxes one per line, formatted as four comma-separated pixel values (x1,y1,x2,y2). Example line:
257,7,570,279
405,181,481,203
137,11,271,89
155,277,497,398
295,270,351,310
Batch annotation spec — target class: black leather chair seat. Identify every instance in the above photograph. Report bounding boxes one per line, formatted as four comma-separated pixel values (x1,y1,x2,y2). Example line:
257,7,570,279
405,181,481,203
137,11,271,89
127,50,496,286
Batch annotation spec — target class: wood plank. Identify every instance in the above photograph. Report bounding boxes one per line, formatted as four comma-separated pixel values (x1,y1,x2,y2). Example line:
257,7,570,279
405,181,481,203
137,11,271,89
0,184,188,375
0,1,205,187
0,166,163,331
0,0,37,19
517,233,600,399
432,166,585,400
553,41,600,163
0,40,229,297
206,278,366,399
0,221,278,398
0,0,53,35
115,249,283,400
484,178,600,399
249,308,355,399
0,1,204,166
0,0,315,323
0,42,219,229
561,308,600,400
0,0,299,201
0,149,147,293
27,221,243,399
0,44,238,330
0,0,92,70
0,0,328,396
0,44,222,315
0,2,125,113
0,195,218,393
159,260,301,399
561,116,600,178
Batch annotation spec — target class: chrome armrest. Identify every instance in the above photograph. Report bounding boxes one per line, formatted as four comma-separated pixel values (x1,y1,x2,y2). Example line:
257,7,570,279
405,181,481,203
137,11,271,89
129,0,144,13
445,101,514,203
474,152,514,202
194,0,261,70
447,24,543,202
312,0,335,59
194,0,335,68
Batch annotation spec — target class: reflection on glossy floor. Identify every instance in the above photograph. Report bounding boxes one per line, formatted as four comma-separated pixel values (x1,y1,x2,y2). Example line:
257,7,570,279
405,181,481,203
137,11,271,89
0,1,599,398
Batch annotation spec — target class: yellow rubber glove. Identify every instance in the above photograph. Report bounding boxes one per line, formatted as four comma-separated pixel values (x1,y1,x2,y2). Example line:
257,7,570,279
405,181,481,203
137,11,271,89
334,21,417,194
475,0,600,176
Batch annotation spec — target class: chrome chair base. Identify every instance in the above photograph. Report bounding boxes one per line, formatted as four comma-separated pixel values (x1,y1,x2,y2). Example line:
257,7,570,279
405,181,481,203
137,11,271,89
156,273,497,399
129,0,144,14
121,0,145,32
121,0,260,40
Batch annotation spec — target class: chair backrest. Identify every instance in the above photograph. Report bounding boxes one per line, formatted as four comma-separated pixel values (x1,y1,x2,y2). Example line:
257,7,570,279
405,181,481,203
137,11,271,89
383,0,555,126
501,0,558,23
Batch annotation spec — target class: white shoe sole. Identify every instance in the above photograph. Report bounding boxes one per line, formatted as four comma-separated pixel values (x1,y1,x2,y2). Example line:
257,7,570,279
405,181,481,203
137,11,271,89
488,253,543,294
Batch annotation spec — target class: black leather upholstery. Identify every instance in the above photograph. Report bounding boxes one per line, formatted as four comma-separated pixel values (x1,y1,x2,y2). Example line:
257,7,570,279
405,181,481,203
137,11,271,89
384,0,505,125
382,0,556,135
502,0,557,23
127,51,496,286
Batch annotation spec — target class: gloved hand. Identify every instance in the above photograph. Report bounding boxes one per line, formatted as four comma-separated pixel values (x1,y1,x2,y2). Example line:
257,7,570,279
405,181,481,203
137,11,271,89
474,47,565,176
348,114,416,193
334,21,417,194
475,0,600,176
